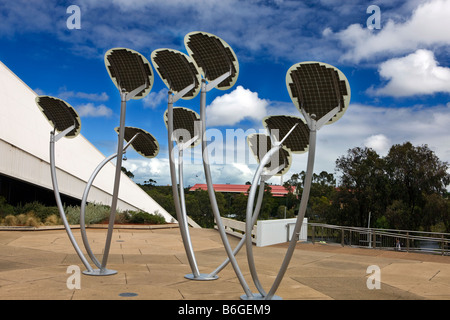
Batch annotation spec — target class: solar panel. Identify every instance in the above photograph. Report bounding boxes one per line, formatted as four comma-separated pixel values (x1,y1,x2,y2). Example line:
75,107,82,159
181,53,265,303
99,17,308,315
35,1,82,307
35,95,81,138
151,48,201,100
262,115,309,154
247,133,292,176
164,107,201,148
105,48,154,99
114,126,159,158
184,31,239,90
286,61,350,124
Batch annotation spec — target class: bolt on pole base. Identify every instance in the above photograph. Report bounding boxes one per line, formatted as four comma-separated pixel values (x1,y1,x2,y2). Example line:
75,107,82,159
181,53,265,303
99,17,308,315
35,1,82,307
82,268,117,276
240,293,282,300
184,273,219,281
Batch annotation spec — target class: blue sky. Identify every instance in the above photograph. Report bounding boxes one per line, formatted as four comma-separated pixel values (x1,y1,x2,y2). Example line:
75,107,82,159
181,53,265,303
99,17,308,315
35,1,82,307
1,0,449,186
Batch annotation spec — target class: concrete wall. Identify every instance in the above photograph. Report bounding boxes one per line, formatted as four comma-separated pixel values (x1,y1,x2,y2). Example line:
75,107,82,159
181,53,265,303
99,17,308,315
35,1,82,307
0,60,175,223
219,217,308,247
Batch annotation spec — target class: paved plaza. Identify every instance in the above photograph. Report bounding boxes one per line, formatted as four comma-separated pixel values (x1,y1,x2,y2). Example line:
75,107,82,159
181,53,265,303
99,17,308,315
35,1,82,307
0,225,449,300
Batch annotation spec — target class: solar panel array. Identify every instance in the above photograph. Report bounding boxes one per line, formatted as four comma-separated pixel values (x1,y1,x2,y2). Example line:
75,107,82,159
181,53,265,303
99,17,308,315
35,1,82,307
184,31,239,90
247,133,292,176
35,95,81,138
115,126,159,158
105,48,153,99
151,49,201,100
286,61,350,124
164,107,201,148
262,115,309,154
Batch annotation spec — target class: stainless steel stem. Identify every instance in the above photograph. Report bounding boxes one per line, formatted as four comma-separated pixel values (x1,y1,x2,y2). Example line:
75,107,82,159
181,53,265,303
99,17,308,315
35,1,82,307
200,79,253,298
101,90,127,270
245,146,281,297
50,131,93,273
265,127,317,299
208,178,265,277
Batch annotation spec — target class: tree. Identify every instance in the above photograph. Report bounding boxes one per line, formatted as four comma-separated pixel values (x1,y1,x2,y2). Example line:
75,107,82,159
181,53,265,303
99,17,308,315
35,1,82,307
385,142,450,230
121,166,134,179
334,147,388,227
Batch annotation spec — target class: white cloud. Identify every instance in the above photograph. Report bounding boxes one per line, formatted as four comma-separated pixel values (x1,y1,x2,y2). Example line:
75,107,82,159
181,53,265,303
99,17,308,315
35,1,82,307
76,103,113,117
336,0,450,62
368,49,450,97
364,134,391,156
142,88,167,109
206,86,268,126
59,90,109,101
123,102,450,185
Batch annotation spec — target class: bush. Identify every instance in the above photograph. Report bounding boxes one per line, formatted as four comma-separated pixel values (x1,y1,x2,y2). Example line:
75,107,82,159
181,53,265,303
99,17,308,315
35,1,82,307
0,197,15,217
45,214,61,225
3,215,18,226
66,203,110,225
25,215,41,227
126,210,166,224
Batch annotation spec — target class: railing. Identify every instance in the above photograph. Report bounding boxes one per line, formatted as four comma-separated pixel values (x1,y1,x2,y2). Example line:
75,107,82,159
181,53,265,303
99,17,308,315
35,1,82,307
307,223,450,256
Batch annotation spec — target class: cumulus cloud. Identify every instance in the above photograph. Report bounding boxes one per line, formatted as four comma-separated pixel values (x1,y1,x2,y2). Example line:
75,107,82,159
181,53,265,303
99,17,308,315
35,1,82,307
336,0,450,62
206,86,268,127
59,90,109,101
364,134,391,156
368,49,450,97
142,88,167,109
76,103,113,117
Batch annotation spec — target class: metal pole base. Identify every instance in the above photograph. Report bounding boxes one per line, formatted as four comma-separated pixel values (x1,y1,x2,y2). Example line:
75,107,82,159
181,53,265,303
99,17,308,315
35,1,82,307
240,293,282,300
83,268,118,276
184,273,219,281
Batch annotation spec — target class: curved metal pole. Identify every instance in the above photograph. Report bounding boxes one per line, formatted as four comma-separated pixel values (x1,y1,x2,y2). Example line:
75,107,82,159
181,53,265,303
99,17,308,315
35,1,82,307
178,147,201,278
245,146,281,298
209,175,265,277
265,128,316,299
101,90,127,270
79,135,138,272
49,130,94,273
200,79,253,298
167,93,217,281
80,152,117,269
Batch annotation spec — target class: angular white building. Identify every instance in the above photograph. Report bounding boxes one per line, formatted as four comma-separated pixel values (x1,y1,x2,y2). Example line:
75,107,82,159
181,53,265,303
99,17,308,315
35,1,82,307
0,60,175,223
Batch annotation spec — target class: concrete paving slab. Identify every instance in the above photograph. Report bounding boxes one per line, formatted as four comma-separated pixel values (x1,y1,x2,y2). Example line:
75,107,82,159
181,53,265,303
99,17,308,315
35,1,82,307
0,228,449,301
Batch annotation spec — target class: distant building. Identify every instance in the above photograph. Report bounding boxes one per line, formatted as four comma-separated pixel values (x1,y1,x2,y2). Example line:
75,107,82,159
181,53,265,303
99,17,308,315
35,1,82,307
0,61,175,223
189,184,295,197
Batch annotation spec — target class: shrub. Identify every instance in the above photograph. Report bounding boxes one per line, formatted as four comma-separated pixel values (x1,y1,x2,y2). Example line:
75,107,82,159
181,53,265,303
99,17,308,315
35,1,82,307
45,214,61,225
0,197,15,217
66,203,110,225
25,215,41,227
126,210,166,224
3,215,18,226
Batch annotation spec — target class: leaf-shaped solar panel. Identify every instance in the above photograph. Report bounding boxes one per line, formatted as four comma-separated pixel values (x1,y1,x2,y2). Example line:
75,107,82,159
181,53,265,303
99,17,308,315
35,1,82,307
35,95,81,138
286,61,350,125
184,31,239,90
105,48,154,99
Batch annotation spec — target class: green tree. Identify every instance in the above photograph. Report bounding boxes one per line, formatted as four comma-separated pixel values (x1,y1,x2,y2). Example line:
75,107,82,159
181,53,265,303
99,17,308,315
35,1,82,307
385,142,450,230
334,147,388,227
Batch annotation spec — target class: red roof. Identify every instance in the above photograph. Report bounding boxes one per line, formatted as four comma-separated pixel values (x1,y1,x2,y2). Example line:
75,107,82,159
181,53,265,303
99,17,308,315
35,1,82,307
189,184,295,197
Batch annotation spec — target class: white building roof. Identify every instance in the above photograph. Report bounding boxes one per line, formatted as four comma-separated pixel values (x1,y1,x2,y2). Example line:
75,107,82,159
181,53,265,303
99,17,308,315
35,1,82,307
0,60,175,223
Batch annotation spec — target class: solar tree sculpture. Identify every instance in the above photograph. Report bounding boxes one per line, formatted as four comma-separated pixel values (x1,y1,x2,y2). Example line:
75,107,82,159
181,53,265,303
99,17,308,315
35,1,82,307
183,31,262,297
162,107,214,280
35,95,98,274
79,126,159,275
151,48,218,281
247,61,350,300
103,48,154,272
243,116,309,299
